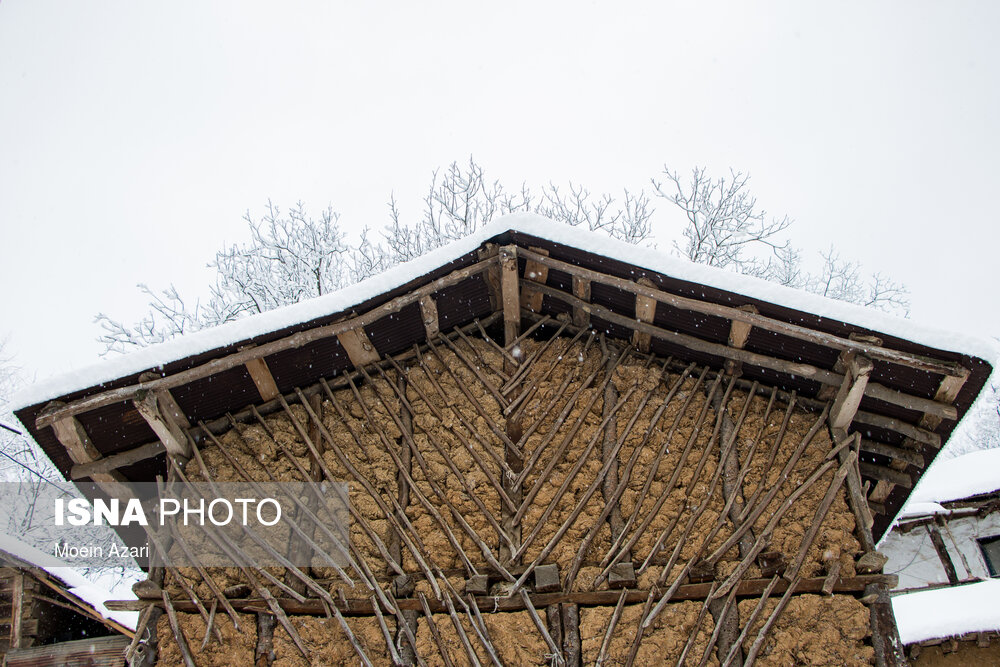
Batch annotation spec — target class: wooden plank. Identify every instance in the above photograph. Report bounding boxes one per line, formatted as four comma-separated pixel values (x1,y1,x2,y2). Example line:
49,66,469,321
859,439,924,468
865,582,907,667
419,294,440,338
926,524,960,585
108,574,900,614
245,358,281,402
133,391,191,459
517,247,969,378
337,327,380,369
35,252,500,428
571,276,590,328
632,278,657,353
521,246,549,313
10,572,22,650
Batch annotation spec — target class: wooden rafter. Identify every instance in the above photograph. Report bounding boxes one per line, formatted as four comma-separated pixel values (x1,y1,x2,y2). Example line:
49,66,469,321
244,357,281,402
337,326,380,369
133,389,192,459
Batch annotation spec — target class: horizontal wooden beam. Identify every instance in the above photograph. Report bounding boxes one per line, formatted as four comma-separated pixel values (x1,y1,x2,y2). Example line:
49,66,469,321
528,282,956,423
35,252,500,429
858,462,913,488
70,441,165,480
859,439,924,468
108,573,898,614
518,248,968,378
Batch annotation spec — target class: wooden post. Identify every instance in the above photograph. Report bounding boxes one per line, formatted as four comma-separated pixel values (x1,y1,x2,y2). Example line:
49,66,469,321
866,582,908,667
571,276,590,328
500,245,523,564
499,245,521,350
724,304,757,375
337,327,380,368
632,278,657,353
419,295,440,339
244,358,281,402
10,571,23,650
521,246,549,313
830,355,874,432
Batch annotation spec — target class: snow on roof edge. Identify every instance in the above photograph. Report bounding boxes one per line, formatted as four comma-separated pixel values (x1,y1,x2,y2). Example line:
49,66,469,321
892,579,1000,645
13,213,1000,413
906,448,1000,505
0,533,138,630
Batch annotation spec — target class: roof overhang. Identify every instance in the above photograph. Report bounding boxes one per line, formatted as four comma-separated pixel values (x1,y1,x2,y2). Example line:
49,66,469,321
13,214,997,542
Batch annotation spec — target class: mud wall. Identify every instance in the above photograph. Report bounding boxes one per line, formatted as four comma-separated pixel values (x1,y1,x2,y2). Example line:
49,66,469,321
155,333,871,665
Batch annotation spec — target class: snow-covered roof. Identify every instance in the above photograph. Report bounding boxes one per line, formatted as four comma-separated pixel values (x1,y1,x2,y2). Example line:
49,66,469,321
12,213,999,412
907,449,1000,506
892,578,1000,645
0,533,138,631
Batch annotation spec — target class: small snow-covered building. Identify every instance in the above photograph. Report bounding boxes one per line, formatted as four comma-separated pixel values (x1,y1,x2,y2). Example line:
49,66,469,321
883,449,1000,664
0,535,135,666
11,215,997,666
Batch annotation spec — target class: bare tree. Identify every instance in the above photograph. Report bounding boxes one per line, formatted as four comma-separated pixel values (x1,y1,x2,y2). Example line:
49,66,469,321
653,167,792,272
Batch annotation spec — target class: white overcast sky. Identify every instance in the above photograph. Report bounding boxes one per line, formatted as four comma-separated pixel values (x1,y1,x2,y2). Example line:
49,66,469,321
1,1,999,384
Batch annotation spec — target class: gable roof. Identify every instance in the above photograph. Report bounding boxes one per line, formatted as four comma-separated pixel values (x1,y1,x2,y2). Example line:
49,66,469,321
13,213,998,541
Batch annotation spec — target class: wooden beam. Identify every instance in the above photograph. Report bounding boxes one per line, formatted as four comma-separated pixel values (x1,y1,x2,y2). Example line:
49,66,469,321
70,441,165,480
50,415,131,490
868,369,970,504
859,439,924,468
34,252,500,429
133,391,191,459
419,295,440,339
632,278,657,353
527,282,953,423
858,462,912,488
521,246,549,313
336,327,380,369
10,571,23,649
499,245,520,347
244,358,281,402
725,304,757,375
106,573,900,614
571,276,590,328
830,355,874,432
517,247,968,378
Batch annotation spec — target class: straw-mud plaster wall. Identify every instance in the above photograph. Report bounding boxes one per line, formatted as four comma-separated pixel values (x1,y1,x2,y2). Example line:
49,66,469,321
155,333,872,665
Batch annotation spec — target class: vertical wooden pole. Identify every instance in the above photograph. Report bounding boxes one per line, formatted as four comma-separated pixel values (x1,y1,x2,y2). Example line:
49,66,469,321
500,246,523,564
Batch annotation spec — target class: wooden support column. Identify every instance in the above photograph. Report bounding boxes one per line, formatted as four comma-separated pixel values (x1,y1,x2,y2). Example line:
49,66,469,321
926,522,960,585
869,368,969,505
865,582,908,667
632,278,657,353
724,305,757,376
571,276,590,328
521,246,549,313
337,326,380,369
10,570,24,650
827,355,876,549
499,245,523,564
393,372,419,665
419,295,440,339
245,358,281,402
478,243,502,312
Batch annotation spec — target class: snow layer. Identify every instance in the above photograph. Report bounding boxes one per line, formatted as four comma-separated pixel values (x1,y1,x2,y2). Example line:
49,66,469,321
892,578,1000,644
897,502,948,519
0,533,138,630
12,213,999,412
907,449,1000,505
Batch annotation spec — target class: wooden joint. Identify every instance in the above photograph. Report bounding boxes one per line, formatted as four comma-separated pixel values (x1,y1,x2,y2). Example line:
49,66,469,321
830,354,874,432
132,389,192,459
337,326,380,369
